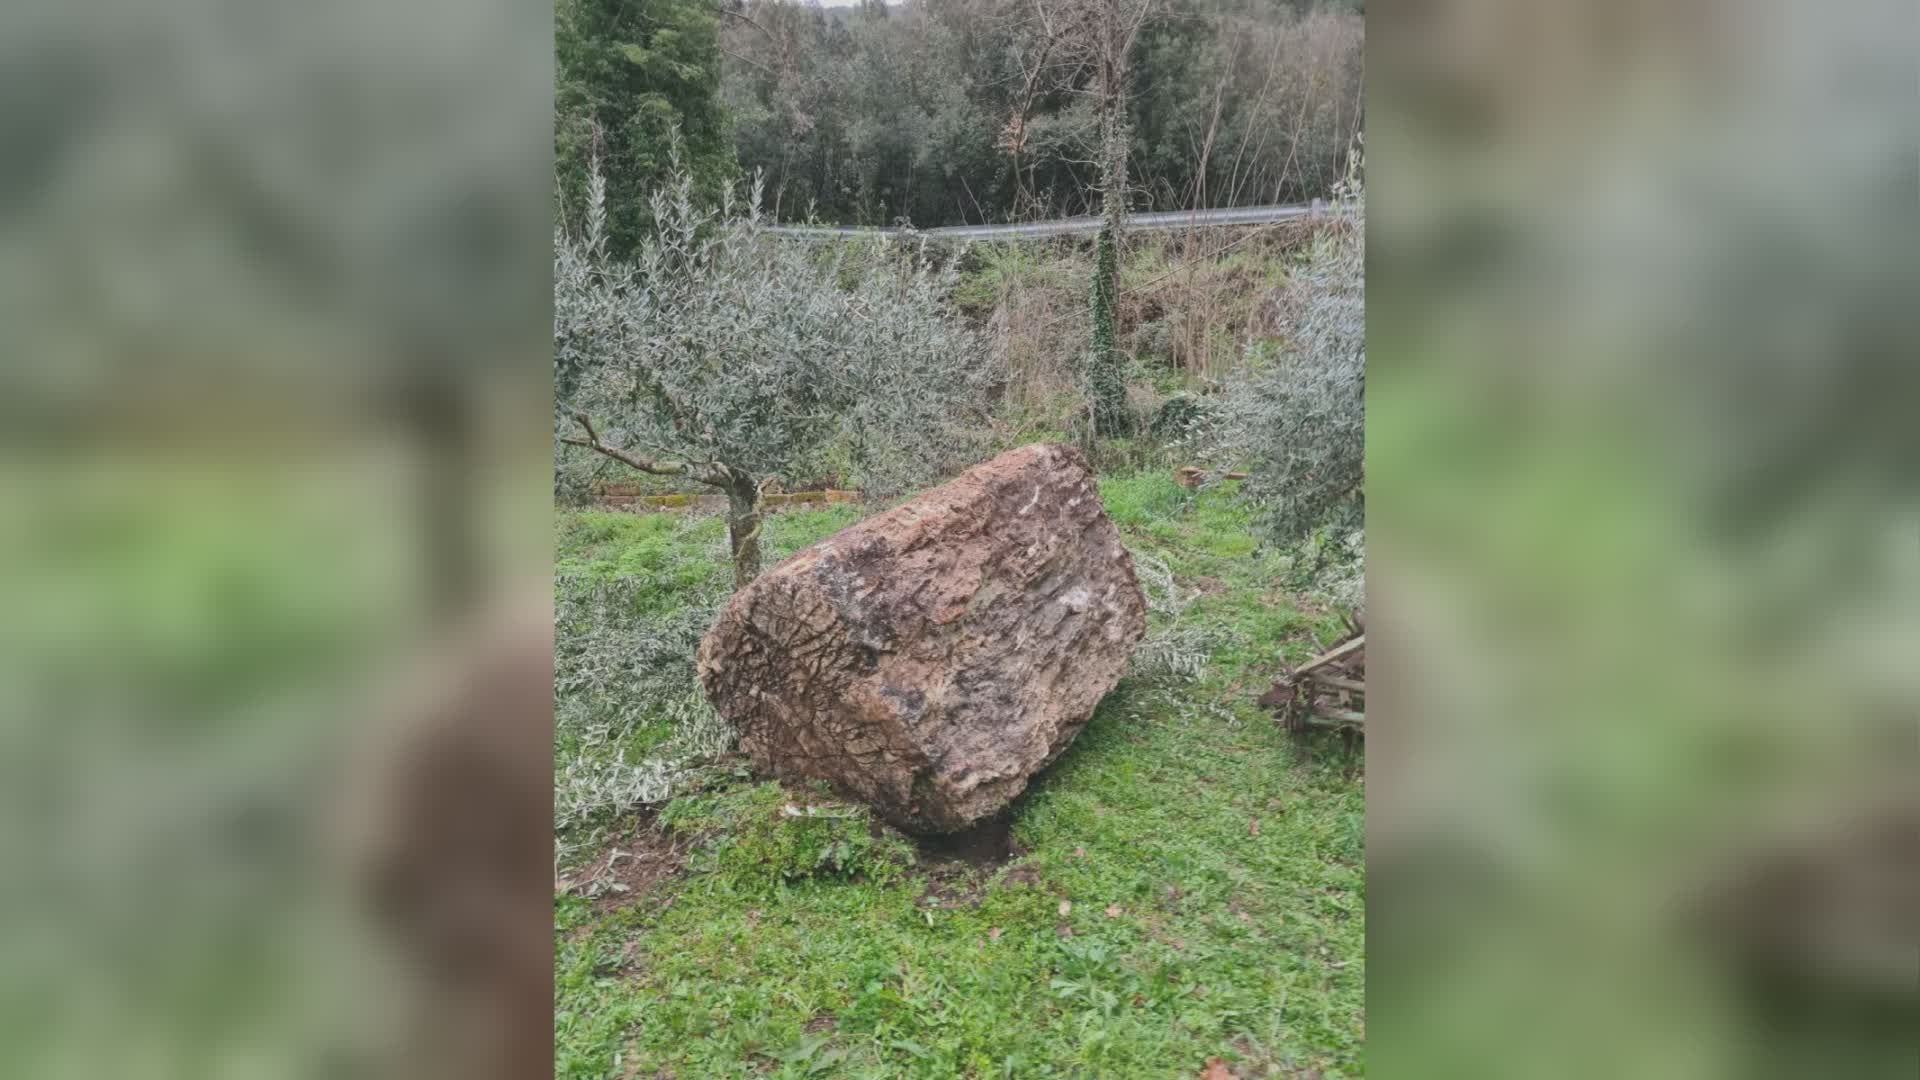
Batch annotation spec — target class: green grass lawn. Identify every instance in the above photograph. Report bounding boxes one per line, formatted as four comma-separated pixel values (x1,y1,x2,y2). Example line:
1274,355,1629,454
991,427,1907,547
555,474,1364,1079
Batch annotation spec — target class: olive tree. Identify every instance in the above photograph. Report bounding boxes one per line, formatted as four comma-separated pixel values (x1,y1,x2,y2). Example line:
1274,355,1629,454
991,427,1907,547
555,158,991,589
1195,174,1363,606
1232,185,1364,543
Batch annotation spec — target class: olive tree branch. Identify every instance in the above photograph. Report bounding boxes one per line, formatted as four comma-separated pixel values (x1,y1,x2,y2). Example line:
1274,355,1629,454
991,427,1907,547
562,410,728,487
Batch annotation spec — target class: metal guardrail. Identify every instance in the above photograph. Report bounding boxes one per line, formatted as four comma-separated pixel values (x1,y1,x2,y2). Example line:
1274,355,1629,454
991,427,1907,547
765,201,1342,242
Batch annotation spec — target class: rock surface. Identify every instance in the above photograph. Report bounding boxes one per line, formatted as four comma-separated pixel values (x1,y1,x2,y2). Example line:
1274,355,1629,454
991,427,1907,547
697,443,1147,833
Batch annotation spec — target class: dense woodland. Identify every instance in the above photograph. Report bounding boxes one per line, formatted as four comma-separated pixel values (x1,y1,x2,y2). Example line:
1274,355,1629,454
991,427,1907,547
558,0,1363,250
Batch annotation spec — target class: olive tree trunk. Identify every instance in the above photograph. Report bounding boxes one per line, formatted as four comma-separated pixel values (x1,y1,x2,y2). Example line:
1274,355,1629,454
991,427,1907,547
725,480,764,591
558,412,769,591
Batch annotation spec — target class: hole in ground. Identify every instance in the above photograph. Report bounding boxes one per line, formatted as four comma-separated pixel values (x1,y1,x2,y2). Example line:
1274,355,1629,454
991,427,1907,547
914,813,1019,870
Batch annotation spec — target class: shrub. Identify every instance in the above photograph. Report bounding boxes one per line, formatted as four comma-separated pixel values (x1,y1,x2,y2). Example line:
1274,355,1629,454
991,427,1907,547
1148,393,1214,441
1195,174,1364,607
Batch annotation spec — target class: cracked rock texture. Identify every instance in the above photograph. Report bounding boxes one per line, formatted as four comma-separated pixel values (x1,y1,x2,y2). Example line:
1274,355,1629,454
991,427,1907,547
697,443,1147,833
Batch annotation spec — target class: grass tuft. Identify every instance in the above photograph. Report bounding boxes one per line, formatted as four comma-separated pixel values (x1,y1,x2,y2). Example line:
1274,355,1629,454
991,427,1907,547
669,781,917,888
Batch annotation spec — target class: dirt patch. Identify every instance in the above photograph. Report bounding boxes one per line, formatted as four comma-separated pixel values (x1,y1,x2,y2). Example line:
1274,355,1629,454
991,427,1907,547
916,813,1020,869
1000,864,1042,888
560,814,692,914
1189,575,1228,596
913,814,1028,907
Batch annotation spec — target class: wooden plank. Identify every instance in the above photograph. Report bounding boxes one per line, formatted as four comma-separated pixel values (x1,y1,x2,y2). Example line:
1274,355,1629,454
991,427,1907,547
1288,635,1364,680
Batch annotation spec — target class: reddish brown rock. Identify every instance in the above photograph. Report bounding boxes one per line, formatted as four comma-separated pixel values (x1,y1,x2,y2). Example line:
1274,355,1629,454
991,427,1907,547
696,443,1147,833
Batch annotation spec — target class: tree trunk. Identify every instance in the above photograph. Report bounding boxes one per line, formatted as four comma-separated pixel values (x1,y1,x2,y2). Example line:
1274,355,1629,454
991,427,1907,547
1090,221,1128,437
726,480,764,591
1089,53,1133,438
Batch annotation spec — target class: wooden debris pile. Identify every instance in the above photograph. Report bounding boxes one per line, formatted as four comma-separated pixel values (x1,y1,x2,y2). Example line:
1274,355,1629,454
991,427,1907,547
1260,622,1364,744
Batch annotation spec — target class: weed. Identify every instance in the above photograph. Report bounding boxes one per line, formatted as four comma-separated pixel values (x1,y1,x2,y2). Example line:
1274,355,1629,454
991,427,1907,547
682,782,915,887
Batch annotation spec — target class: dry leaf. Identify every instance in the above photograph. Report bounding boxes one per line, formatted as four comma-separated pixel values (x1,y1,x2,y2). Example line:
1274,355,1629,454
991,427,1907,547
1237,911,1252,923
1057,899,1072,917
1199,1057,1236,1079
1055,923,1073,938
1074,846,1087,859
1248,818,1260,837
987,926,1003,941
1104,904,1122,919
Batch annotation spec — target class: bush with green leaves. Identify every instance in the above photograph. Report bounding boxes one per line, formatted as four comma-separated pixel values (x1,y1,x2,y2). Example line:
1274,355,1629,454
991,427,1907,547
1191,179,1362,585
555,154,994,587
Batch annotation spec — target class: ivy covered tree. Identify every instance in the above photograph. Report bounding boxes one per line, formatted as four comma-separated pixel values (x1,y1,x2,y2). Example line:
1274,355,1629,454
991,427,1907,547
1031,0,1153,436
1088,223,1130,434
556,0,735,257
554,158,992,589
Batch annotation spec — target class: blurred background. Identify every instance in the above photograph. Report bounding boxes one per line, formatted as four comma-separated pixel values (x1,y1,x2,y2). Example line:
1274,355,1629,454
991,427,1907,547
1367,0,1917,1077
1,0,1914,1078
0,1,554,1077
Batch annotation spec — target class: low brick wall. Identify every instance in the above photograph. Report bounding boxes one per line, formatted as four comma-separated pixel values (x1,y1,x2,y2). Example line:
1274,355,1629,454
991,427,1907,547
597,490,862,513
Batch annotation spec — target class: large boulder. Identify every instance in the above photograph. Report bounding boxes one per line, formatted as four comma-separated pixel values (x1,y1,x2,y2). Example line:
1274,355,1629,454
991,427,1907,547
696,444,1147,833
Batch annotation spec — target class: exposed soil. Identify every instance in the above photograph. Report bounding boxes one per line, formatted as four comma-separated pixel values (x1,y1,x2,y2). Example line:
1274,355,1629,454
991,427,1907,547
913,813,1028,907
1000,864,1042,888
562,813,692,914
916,812,1020,869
